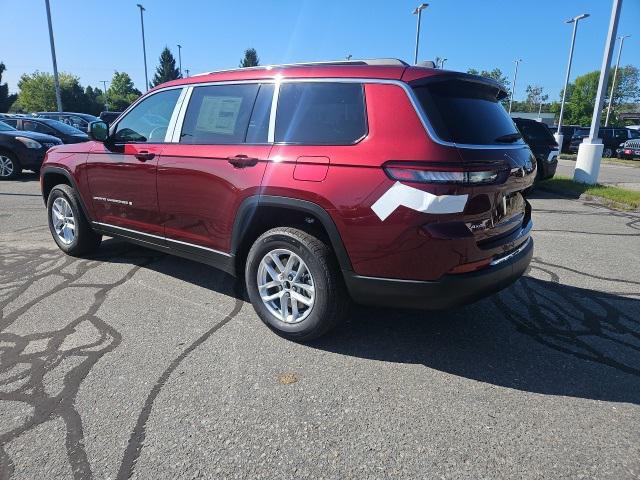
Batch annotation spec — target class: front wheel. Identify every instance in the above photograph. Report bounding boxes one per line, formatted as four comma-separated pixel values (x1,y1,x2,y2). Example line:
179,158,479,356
245,227,348,341
47,184,102,256
0,152,21,180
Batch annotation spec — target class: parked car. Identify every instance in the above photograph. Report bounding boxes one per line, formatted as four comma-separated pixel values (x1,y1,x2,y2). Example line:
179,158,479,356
3,117,89,144
617,139,640,160
553,124,582,153
569,127,640,157
513,117,558,180
40,59,535,340
0,120,62,179
99,111,122,125
34,112,99,133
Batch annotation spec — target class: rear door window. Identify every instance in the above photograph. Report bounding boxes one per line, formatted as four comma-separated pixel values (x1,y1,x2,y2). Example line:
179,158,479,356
413,79,523,146
515,120,556,145
180,84,259,144
275,82,366,145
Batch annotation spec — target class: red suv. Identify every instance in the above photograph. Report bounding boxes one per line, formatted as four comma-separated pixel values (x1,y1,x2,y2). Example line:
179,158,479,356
40,59,535,340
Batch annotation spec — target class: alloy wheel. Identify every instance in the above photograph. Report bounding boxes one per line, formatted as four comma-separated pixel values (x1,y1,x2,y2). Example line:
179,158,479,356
51,197,76,245
257,248,315,324
0,155,14,177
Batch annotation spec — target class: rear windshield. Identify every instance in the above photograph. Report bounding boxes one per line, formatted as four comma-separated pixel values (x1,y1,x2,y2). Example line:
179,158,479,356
413,80,523,146
515,120,556,144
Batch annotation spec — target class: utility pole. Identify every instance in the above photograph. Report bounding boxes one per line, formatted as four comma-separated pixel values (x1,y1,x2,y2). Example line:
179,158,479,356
413,4,429,65
605,34,630,126
44,0,62,112
136,4,149,91
555,13,589,146
177,44,183,76
574,0,623,185
101,80,109,111
185,69,190,78
508,59,522,114
440,58,447,69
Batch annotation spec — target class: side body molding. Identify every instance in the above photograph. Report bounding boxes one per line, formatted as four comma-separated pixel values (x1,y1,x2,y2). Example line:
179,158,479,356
231,195,353,273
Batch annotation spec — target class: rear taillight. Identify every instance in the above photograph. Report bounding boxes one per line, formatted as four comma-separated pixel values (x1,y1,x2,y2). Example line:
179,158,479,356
383,162,503,186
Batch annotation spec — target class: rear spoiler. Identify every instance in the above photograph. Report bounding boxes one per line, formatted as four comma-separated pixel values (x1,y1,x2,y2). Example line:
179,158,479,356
404,69,509,101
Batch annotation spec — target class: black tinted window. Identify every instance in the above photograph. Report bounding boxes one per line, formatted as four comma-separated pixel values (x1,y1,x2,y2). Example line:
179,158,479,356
413,80,523,145
181,84,258,144
246,84,274,144
630,130,640,139
114,88,181,143
275,83,366,145
3,119,17,128
515,120,555,144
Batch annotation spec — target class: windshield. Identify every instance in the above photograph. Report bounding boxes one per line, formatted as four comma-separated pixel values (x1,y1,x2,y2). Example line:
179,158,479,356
0,121,16,131
413,79,523,146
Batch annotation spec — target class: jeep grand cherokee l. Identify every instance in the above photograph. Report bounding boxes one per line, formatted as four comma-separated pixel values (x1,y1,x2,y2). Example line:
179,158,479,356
40,59,535,341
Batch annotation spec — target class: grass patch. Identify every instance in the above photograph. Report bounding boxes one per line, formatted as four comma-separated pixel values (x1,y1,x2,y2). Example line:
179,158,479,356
538,175,640,210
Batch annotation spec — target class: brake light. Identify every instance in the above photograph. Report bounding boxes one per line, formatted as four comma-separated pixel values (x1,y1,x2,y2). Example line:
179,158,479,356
383,162,502,185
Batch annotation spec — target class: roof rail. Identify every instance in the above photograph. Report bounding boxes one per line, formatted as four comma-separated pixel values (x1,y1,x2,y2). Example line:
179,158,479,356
193,58,409,77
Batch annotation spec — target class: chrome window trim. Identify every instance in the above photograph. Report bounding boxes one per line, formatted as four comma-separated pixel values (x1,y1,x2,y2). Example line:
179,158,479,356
170,86,193,143
93,221,232,257
164,87,188,142
138,77,526,150
267,80,281,143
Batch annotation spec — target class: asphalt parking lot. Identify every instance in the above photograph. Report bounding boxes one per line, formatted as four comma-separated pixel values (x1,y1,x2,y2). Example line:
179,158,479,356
1,174,639,479
557,158,640,190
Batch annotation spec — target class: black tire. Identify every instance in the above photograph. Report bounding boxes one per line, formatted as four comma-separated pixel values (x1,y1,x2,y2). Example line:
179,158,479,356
47,184,102,256
0,151,21,180
603,147,614,158
245,227,348,341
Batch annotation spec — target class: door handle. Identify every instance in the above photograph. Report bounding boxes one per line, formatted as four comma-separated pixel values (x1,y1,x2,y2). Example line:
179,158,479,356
135,151,155,162
227,155,259,168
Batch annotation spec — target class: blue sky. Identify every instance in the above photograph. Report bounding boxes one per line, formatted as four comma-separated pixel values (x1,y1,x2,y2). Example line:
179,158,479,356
1,0,638,101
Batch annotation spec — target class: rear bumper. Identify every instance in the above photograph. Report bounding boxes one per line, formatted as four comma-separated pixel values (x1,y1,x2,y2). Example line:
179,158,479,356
537,158,558,180
344,237,533,310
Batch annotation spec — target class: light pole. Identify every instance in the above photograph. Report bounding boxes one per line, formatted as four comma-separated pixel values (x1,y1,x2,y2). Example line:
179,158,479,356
555,13,590,145
177,44,183,77
574,0,622,184
136,4,149,91
101,80,109,111
44,0,62,112
185,69,190,78
346,54,353,61
508,59,522,114
605,34,630,126
440,58,447,69
413,4,429,65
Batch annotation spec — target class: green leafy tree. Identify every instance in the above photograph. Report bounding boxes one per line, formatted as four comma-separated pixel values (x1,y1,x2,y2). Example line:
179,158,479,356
106,71,141,111
239,48,260,68
151,47,181,87
561,66,639,126
525,85,548,113
467,68,510,92
0,62,17,112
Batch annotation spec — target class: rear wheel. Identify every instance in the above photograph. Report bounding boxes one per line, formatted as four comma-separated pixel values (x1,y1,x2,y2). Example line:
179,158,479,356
0,152,21,180
245,227,348,341
603,147,614,158
47,184,102,256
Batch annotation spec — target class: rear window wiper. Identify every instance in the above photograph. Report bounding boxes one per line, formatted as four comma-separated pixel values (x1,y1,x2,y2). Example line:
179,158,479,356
495,133,522,143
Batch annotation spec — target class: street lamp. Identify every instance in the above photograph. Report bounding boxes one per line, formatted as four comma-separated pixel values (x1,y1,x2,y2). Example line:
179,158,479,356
555,13,590,145
136,4,149,91
177,44,183,77
101,80,109,111
44,0,62,112
508,59,522,114
574,0,622,185
440,58,447,69
413,4,429,65
605,34,631,126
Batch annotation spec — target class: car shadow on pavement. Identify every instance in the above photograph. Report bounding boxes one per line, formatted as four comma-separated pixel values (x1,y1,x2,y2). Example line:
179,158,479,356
312,273,640,405
95,238,640,406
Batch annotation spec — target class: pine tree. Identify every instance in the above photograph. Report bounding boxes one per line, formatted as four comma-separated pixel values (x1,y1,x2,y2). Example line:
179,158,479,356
0,62,18,113
239,48,260,68
151,47,182,87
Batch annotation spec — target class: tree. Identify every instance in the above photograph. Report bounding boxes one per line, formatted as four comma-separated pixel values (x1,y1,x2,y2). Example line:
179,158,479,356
106,72,141,111
525,85,548,113
239,48,260,68
467,68,510,92
560,66,640,126
151,47,181,87
0,62,17,112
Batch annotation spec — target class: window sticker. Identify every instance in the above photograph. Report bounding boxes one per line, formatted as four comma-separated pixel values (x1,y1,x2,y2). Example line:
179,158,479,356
195,96,243,135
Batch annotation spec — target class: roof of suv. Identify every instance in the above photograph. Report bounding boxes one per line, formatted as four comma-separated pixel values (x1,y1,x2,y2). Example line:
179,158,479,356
157,59,448,90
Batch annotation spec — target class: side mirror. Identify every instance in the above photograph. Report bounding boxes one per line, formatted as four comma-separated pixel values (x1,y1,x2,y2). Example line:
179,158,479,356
88,121,109,142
